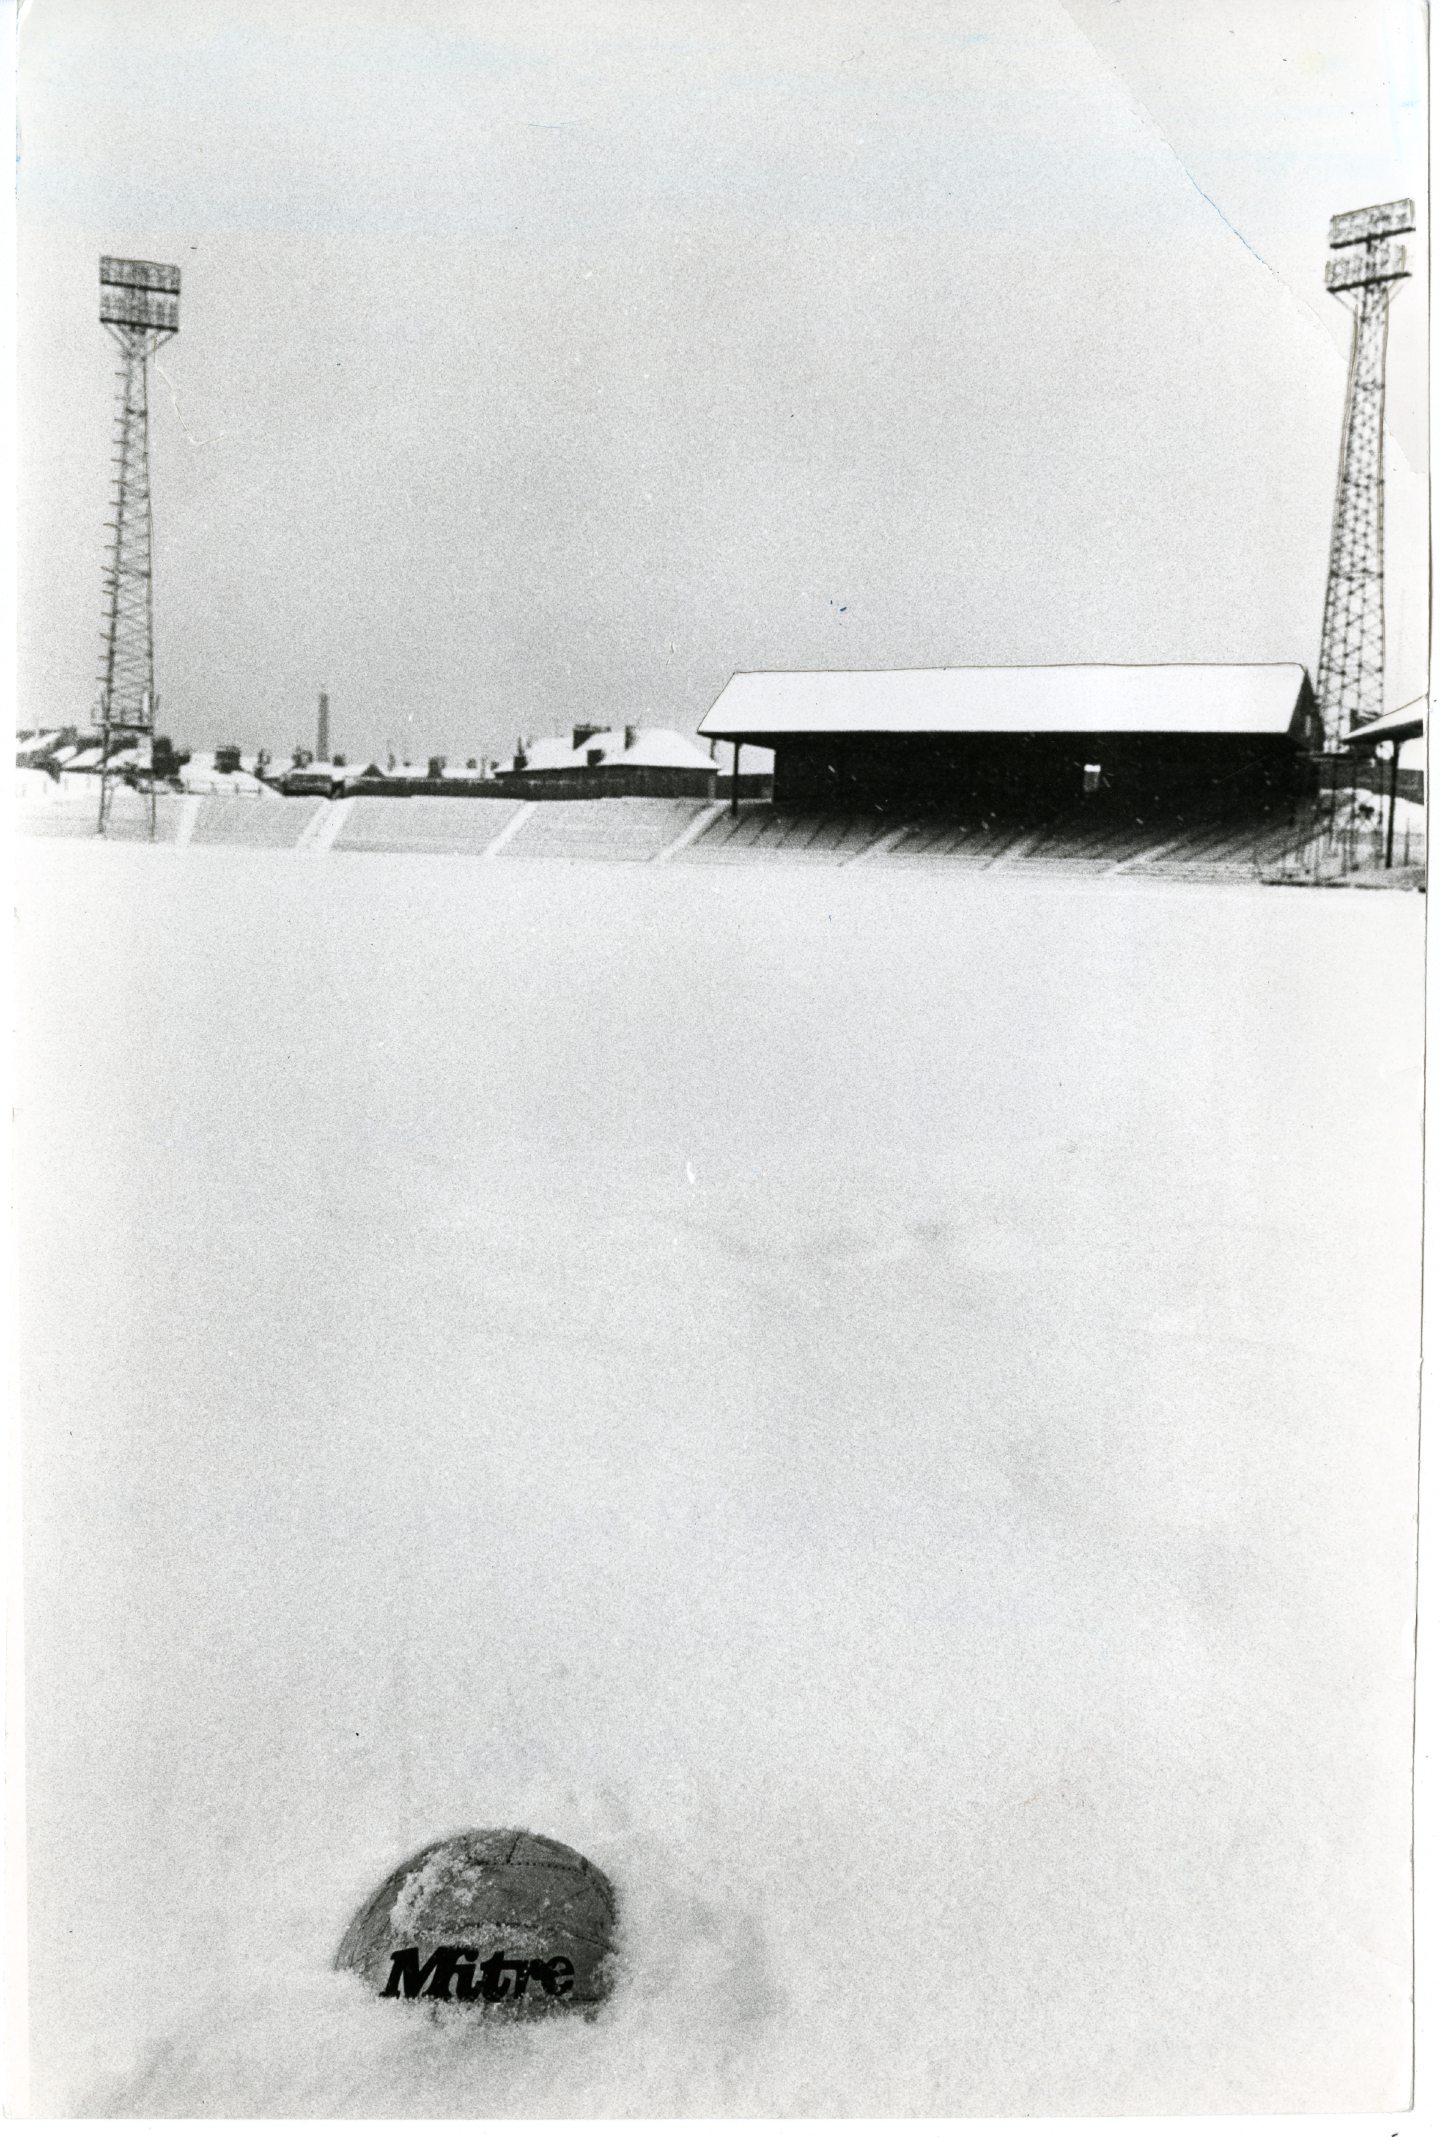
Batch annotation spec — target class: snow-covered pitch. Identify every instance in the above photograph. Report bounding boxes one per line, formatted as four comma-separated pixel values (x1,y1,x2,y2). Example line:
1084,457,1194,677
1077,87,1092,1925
16,843,1421,2116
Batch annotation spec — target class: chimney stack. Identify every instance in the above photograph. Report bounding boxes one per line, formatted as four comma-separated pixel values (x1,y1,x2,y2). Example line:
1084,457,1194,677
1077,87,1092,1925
317,689,330,762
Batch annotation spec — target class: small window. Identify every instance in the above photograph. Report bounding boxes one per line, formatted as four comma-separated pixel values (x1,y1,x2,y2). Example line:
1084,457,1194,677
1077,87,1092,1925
1083,762,1103,794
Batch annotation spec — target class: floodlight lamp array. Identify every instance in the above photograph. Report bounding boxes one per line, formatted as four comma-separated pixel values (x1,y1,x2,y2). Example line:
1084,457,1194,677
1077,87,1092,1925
1325,240,1410,293
1327,199,1415,250
99,256,181,333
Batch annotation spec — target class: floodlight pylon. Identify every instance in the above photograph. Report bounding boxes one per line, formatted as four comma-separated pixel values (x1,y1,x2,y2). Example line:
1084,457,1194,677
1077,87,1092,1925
1315,201,1412,748
97,256,180,835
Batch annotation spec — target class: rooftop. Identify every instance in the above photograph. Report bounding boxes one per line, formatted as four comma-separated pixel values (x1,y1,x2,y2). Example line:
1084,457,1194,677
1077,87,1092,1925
1341,703,1425,748
517,727,720,772
700,664,1315,740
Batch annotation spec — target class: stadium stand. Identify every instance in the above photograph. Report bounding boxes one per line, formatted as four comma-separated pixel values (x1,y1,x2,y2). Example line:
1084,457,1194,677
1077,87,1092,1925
334,796,527,856
101,796,188,843
699,663,1320,814
1131,813,1304,881
16,785,1399,885
1001,809,1200,873
15,774,186,842
502,797,712,863
684,806,889,863
869,817,1032,868
190,796,326,848
16,782,111,838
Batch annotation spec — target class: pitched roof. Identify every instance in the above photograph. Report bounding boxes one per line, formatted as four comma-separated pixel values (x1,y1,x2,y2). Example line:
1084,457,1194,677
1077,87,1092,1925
1341,703,1425,748
515,735,582,770
699,665,1314,740
179,755,270,794
619,728,717,769
514,728,717,770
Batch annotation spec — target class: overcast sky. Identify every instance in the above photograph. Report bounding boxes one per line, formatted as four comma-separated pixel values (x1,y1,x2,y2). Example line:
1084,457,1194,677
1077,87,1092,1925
18,0,1428,764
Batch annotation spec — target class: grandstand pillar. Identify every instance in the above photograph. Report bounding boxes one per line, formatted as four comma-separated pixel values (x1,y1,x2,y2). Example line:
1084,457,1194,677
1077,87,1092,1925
1385,743,1399,870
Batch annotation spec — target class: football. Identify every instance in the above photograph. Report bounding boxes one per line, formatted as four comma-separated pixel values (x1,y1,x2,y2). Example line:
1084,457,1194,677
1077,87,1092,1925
336,1829,616,2015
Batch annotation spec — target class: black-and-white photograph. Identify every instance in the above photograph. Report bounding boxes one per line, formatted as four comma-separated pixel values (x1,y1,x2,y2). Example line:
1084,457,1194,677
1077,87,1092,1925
10,0,1428,2117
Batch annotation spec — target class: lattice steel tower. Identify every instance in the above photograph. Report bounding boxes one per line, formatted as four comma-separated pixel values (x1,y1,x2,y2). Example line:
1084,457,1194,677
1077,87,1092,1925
1315,200,1412,748
97,255,181,833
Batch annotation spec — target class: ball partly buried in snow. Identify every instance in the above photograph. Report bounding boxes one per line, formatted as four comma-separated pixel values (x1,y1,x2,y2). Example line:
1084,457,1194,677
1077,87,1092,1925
336,1829,616,2015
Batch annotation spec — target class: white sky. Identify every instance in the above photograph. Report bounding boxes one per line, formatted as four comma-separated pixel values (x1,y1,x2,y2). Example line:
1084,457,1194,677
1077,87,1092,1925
17,0,1428,763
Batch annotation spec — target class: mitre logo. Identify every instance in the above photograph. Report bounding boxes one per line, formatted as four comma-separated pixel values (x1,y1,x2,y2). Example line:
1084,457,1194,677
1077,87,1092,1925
380,1946,576,2003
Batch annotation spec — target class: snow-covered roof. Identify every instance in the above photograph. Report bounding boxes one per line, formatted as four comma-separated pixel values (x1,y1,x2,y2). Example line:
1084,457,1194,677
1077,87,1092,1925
620,728,717,769
337,761,490,785
1342,703,1426,748
179,755,270,794
516,727,719,771
515,735,579,771
274,758,363,783
700,665,1315,740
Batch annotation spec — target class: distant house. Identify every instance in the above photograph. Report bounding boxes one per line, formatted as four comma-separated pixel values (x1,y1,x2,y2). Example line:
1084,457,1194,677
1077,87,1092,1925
512,734,581,774
339,760,394,794
273,758,348,797
334,759,497,797
178,751,272,797
699,664,1321,813
498,725,724,799
15,729,76,772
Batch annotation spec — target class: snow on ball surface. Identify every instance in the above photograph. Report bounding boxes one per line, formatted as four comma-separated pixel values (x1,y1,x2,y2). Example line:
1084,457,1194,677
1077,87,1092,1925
336,1829,617,2012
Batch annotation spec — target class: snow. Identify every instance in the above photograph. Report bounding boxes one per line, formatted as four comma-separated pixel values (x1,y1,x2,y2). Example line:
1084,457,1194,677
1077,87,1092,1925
15,843,1421,2116
514,735,579,770
178,753,273,797
700,664,1311,739
619,728,718,769
512,727,722,770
